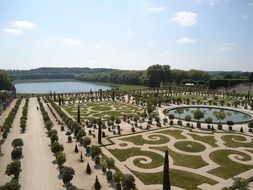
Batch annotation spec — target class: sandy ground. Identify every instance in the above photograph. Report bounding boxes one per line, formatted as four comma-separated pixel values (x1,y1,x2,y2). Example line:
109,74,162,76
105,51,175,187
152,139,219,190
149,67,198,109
19,97,62,190
0,99,24,185
44,101,114,190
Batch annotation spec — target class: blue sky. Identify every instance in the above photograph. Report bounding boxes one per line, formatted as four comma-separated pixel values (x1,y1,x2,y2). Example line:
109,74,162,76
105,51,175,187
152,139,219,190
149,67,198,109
0,0,253,71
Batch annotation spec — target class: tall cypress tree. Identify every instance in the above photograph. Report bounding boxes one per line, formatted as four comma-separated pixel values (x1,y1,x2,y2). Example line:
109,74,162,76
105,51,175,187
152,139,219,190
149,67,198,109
53,92,56,101
77,105,80,123
97,118,102,144
58,95,61,106
163,150,171,190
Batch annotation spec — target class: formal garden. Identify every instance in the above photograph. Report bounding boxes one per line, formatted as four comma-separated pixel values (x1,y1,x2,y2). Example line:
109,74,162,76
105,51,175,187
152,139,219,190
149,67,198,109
1,86,253,190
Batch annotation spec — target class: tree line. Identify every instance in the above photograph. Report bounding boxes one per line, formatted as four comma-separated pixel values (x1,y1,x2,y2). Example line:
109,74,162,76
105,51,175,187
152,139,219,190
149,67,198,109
5,65,253,88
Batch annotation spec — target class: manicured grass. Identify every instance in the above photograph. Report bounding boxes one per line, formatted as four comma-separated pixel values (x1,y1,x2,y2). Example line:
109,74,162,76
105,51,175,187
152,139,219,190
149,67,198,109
221,135,253,148
155,129,186,139
62,100,142,120
174,141,206,153
188,133,218,147
120,134,170,145
208,149,253,179
151,146,208,169
108,147,164,169
90,106,112,111
132,169,217,190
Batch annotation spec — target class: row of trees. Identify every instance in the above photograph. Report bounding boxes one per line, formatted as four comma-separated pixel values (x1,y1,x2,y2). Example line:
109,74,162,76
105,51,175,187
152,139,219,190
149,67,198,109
0,138,24,190
79,65,211,87
1,98,22,139
20,99,29,133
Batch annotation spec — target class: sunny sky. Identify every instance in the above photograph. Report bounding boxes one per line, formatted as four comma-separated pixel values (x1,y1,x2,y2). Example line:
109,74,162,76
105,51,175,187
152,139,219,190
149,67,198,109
0,0,253,71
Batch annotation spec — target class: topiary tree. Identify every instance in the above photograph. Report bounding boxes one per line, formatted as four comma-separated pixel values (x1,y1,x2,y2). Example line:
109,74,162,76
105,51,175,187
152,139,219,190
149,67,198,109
76,128,86,142
5,161,21,180
56,151,66,168
95,156,100,166
11,138,24,148
193,109,204,128
0,179,20,190
81,136,91,147
11,148,22,160
94,176,101,190
86,162,91,175
51,142,64,154
90,145,101,159
104,157,115,170
162,150,171,190
48,129,57,138
74,144,79,153
232,177,249,190
80,151,84,162
168,114,174,125
97,118,102,144
106,170,113,182
61,166,75,185
122,174,136,190
50,133,59,144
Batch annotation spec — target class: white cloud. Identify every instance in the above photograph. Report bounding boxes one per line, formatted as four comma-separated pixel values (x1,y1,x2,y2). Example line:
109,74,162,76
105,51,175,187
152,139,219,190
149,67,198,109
3,28,23,35
177,37,198,44
144,6,166,13
248,2,253,7
4,20,37,35
171,12,198,26
13,21,37,30
127,28,133,35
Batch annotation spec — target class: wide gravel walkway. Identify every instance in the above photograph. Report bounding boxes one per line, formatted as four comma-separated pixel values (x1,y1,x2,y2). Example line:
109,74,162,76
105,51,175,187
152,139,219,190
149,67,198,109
19,97,62,190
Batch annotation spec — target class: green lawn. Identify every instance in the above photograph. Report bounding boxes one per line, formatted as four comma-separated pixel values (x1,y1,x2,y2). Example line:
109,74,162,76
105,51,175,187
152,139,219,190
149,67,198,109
188,133,218,147
108,147,164,169
120,134,170,146
208,149,253,179
62,101,142,121
132,169,217,190
221,135,253,148
151,146,208,169
174,141,206,153
155,129,186,139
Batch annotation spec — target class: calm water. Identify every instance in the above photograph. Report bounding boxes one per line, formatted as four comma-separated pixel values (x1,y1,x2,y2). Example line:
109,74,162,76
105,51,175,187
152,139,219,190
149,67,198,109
15,81,112,94
167,107,252,124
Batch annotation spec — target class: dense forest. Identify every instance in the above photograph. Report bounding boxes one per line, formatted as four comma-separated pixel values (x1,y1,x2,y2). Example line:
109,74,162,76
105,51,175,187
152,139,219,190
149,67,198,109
5,66,252,88
7,67,113,80
0,70,15,91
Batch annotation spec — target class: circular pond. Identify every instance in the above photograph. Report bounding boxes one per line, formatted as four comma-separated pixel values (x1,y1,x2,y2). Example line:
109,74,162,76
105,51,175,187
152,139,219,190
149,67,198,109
166,106,253,124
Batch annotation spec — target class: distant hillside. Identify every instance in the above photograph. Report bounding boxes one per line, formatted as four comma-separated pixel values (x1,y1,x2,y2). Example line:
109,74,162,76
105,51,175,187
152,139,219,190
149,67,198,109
7,67,114,80
5,66,252,88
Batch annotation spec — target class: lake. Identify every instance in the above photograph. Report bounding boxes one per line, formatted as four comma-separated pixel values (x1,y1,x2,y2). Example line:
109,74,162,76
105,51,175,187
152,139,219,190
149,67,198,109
15,81,112,94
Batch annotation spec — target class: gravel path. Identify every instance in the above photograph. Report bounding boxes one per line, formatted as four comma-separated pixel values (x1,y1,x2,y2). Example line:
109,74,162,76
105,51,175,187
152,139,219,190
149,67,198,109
19,97,62,190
